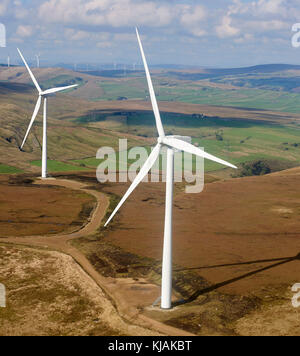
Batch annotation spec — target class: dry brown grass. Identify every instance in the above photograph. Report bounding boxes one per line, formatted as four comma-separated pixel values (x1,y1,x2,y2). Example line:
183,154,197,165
0,244,125,336
103,171,300,295
68,171,300,335
0,176,95,237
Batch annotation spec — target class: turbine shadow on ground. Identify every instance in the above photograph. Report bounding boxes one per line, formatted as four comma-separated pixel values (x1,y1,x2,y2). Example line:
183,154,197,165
173,253,300,307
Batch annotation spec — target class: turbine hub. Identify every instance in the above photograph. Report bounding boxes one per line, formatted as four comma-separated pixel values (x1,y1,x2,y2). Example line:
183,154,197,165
157,137,164,145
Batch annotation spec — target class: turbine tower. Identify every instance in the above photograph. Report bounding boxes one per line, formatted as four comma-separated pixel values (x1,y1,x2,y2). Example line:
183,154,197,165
36,53,41,68
104,28,238,310
18,48,78,179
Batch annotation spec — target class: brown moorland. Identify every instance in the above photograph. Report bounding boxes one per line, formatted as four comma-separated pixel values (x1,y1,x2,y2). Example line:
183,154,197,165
0,244,158,336
0,170,299,335
103,168,300,296
0,175,95,237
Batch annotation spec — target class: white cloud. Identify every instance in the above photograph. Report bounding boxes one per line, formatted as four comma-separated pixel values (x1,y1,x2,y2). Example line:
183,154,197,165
114,33,136,42
257,0,286,15
64,29,90,41
215,0,294,40
0,0,8,16
216,15,240,38
245,20,287,32
234,33,254,44
96,41,112,48
16,25,34,38
38,0,174,27
2,0,300,66
180,5,206,37
180,5,206,26
227,0,287,17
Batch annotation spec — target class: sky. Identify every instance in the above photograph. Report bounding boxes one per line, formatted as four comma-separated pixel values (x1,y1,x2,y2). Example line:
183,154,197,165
0,0,300,68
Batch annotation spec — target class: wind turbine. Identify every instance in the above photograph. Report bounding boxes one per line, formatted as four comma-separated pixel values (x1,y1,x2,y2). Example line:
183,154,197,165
17,48,78,179
104,28,237,310
35,53,41,68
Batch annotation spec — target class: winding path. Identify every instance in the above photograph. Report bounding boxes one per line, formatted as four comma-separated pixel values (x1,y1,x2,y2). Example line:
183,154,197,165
1,178,193,337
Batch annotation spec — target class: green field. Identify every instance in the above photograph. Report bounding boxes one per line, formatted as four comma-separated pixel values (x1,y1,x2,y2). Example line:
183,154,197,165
40,75,85,92
97,78,300,113
0,163,23,174
98,79,146,101
74,110,300,173
30,160,90,173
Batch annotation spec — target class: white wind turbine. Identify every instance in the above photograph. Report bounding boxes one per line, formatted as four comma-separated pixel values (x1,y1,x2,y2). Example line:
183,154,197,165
35,53,41,68
18,48,78,179
104,28,237,310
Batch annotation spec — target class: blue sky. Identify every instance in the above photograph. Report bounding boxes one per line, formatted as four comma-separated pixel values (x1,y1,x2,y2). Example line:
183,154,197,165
0,0,300,67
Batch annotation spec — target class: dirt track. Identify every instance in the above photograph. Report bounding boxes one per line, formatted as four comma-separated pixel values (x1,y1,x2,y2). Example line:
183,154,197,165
1,178,193,336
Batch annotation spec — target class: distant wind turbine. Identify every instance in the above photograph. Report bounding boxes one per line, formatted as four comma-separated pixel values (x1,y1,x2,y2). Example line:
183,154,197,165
18,48,78,179
35,53,41,68
104,28,237,310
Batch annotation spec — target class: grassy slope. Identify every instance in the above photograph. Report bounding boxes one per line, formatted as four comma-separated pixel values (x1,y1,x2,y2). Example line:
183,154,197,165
75,110,300,173
98,79,300,113
0,66,299,175
30,160,90,173
0,163,23,174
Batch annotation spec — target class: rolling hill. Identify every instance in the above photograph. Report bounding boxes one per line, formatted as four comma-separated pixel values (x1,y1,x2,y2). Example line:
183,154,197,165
0,64,299,175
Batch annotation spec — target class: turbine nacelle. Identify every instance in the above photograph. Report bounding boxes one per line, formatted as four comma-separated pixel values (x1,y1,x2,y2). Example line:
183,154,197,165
159,135,192,152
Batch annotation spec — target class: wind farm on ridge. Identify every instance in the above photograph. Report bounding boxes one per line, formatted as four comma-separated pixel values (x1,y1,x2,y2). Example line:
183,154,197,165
0,26,299,337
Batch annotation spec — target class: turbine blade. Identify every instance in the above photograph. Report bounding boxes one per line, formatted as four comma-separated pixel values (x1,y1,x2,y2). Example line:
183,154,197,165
20,96,42,149
17,48,42,94
41,84,78,96
163,137,237,169
104,143,161,227
136,28,165,138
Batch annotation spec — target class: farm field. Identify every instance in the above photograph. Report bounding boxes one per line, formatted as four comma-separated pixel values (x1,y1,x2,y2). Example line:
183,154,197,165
98,78,300,113
74,110,300,173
